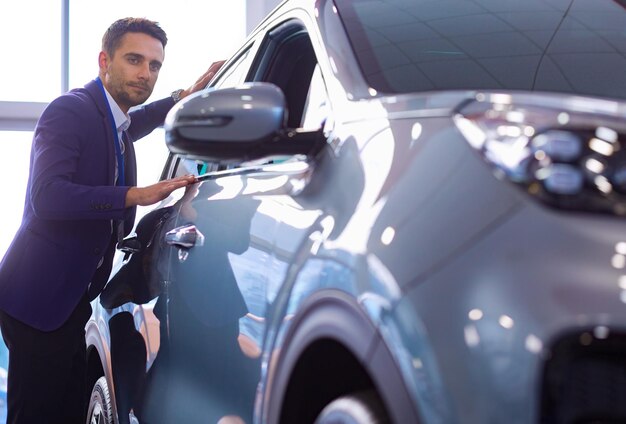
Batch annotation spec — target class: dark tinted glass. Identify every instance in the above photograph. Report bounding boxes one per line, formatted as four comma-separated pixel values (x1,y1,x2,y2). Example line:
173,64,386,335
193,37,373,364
335,0,626,100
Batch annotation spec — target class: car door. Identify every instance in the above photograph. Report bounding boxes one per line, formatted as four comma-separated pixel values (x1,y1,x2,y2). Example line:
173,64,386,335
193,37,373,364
144,14,333,424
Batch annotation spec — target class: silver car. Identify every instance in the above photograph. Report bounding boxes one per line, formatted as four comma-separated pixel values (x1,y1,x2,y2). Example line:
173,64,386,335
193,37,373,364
85,0,626,423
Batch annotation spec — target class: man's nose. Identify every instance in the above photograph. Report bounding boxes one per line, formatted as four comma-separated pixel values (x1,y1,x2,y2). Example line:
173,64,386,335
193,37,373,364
137,63,151,80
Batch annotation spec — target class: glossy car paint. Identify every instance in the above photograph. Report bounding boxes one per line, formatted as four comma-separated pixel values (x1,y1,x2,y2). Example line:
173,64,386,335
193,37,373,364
85,0,626,423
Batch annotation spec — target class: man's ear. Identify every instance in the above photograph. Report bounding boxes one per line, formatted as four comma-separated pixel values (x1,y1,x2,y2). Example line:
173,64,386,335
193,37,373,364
98,51,109,72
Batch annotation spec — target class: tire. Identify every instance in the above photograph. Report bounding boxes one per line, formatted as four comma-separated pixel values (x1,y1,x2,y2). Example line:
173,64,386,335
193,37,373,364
314,391,390,424
86,376,114,424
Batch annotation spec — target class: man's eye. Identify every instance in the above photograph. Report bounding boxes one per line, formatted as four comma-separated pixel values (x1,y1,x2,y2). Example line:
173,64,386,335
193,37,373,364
150,64,161,72
128,57,139,64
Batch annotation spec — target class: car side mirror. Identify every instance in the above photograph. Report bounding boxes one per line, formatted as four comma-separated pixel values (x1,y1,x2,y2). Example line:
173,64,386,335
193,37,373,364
164,82,324,163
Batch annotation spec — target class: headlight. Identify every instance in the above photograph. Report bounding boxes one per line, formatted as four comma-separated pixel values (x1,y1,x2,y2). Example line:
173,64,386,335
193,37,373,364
455,93,626,216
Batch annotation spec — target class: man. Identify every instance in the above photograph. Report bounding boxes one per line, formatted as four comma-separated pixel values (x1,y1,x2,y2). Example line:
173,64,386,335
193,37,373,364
0,17,224,424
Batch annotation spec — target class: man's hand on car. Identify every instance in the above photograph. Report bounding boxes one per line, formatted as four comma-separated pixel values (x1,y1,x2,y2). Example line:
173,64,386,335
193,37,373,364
179,60,226,101
125,174,197,207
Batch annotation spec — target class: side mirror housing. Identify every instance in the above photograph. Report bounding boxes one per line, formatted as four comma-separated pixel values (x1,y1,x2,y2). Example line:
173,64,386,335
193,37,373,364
164,82,324,163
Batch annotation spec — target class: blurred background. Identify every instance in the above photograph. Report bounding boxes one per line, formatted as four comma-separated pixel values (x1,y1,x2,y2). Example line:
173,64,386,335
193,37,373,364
0,1,281,421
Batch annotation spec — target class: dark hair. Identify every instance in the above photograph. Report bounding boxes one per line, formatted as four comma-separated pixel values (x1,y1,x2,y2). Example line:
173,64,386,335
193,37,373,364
102,17,168,57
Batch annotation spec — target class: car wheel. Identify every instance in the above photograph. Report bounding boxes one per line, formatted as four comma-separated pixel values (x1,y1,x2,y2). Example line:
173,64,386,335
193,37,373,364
86,376,114,424
314,391,390,424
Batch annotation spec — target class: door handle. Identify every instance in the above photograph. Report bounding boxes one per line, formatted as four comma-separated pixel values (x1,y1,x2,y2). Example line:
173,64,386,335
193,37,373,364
165,224,205,249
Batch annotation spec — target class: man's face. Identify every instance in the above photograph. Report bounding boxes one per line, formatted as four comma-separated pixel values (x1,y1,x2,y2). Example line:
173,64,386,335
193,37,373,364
99,32,164,112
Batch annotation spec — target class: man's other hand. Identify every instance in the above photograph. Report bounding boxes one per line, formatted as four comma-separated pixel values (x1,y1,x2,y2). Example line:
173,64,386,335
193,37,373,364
179,60,226,100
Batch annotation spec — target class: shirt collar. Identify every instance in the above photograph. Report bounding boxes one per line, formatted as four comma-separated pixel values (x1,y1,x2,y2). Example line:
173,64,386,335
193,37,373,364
102,86,131,133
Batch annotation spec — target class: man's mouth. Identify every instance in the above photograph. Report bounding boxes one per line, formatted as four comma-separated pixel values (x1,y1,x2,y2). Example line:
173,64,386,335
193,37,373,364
128,83,149,92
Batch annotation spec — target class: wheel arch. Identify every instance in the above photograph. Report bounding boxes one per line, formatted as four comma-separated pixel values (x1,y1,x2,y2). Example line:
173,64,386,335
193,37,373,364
264,289,420,423
85,319,119,424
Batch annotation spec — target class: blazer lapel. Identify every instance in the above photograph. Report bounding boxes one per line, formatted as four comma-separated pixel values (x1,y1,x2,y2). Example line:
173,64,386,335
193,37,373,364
85,79,117,186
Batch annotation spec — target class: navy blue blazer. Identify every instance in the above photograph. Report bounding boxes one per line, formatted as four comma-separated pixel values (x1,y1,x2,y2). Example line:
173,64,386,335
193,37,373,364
0,79,175,331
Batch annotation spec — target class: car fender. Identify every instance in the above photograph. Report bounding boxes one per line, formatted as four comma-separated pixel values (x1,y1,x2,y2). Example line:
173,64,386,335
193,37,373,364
264,289,421,423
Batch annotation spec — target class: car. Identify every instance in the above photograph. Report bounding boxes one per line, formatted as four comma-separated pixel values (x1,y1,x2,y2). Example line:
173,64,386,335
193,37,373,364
84,0,626,423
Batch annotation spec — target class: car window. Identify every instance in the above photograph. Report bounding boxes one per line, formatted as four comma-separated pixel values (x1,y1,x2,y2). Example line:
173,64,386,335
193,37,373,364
212,46,254,89
167,46,258,178
251,20,327,129
167,20,328,178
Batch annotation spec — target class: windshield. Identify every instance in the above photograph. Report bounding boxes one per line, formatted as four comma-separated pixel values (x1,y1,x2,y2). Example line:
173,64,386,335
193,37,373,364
335,0,626,100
